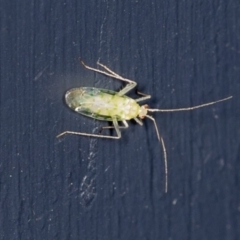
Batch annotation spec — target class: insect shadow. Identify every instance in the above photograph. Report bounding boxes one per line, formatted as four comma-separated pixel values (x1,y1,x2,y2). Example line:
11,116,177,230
57,59,232,193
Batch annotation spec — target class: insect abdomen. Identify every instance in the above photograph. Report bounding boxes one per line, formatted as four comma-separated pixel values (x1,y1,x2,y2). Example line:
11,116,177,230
65,87,140,121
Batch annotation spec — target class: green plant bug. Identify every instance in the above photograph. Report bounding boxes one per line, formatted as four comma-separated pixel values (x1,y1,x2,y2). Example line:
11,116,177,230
57,59,232,193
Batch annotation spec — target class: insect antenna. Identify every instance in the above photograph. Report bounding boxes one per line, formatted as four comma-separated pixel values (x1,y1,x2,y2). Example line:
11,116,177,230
147,96,232,112
145,95,232,193
145,115,168,193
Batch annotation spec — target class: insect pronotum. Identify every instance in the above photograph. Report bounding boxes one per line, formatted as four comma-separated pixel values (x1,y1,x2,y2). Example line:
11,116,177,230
57,59,232,193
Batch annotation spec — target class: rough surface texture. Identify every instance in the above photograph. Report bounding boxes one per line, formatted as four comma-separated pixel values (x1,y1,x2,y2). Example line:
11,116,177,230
0,0,239,239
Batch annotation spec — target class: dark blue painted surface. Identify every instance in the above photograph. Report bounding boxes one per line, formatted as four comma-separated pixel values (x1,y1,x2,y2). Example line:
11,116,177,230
0,0,239,239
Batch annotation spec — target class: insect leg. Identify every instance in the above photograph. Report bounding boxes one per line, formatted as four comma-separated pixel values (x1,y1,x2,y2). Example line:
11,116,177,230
145,115,168,193
134,118,143,126
117,83,137,96
100,120,128,131
80,59,119,79
79,59,137,96
97,62,124,77
95,61,138,95
57,117,121,139
135,92,151,102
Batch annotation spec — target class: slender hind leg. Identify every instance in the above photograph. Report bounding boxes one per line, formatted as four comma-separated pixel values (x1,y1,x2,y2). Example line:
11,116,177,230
79,59,136,96
57,117,121,139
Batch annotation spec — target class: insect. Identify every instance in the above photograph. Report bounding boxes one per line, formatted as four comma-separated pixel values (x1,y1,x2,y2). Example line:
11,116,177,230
57,59,232,193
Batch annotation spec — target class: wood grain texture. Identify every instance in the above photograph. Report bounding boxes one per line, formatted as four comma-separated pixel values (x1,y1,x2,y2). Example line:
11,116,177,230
0,0,239,239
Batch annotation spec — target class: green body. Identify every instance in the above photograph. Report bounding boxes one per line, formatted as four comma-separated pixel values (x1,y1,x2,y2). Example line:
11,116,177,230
65,87,141,121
